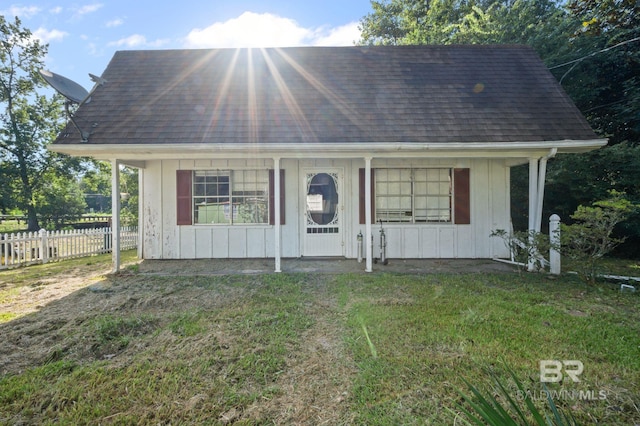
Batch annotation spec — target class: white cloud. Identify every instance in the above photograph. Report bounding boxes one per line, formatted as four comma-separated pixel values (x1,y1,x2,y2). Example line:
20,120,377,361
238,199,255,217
312,22,360,46
76,3,103,16
50,6,63,14
105,18,124,28
33,27,68,43
108,34,169,48
1,5,42,18
184,11,361,48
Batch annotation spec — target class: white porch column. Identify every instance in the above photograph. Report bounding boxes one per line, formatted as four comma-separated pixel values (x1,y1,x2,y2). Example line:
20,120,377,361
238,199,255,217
137,167,144,260
528,158,538,271
528,158,539,234
534,148,557,233
111,159,121,273
549,214,561,275
365,157,373,272
274,157,282,273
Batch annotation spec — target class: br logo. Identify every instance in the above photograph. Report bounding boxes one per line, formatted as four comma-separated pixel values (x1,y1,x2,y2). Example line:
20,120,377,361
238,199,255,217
539,360,584,383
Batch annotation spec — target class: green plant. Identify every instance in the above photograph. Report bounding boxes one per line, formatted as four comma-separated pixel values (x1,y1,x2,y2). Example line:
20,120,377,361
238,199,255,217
561,191,636,283
457,365,578,426
490,229,551,272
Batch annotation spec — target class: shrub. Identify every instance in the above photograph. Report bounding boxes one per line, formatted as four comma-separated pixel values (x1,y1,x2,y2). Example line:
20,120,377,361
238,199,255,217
561,190,635,283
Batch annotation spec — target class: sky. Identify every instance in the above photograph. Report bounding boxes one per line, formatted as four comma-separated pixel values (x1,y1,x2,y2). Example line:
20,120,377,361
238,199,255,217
2,0,373,92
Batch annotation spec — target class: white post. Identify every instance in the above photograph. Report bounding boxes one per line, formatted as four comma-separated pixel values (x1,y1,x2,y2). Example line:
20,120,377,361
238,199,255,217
528,158,538,271
111,159,121,273
535,148,556,233
535,157,548,233
274,157,282,273
137,167,144,260
365,157,373,272
549,214,561,275
39,229,49,264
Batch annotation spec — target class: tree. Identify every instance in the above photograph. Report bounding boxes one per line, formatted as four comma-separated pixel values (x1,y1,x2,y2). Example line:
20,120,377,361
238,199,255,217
359,0,572,52
80,161,113,213
559,0,640,146
35,173,87,230
542,1,640,256
120,167,139,226
0,16,84,231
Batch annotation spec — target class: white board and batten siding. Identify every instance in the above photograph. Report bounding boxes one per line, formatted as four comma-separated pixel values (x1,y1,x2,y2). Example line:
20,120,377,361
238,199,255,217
140,158,511,260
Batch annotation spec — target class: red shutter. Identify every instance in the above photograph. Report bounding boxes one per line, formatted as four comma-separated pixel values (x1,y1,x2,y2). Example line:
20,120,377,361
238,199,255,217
454,168,470,225
176,170,192,225
269,169,285,225
359,168,375,224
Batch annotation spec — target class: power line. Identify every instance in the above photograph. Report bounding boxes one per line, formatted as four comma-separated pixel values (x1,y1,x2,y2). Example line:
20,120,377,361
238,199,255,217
550,36,640,84
549,36,640,70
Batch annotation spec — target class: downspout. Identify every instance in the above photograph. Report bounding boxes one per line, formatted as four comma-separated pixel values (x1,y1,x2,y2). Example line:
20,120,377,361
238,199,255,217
534,148,557,232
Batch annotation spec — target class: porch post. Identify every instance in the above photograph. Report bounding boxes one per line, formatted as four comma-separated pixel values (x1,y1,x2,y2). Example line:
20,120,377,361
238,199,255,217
528,158,539,234
527,158,538,271
274,157,282,273
111,159,121,273
365,157,373,272
535,148,556,233
137,167,144,259
535,156,547,233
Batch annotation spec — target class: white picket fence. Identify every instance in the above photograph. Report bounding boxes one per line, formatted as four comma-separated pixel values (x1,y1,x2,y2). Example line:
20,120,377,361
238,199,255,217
0,227,137,270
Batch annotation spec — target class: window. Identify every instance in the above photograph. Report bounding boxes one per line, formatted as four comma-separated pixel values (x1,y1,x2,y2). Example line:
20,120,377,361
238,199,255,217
192,170,269,224
375,168,452,223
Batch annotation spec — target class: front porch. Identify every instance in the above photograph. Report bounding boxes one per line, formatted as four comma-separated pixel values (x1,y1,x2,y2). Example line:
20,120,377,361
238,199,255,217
136,257,517,276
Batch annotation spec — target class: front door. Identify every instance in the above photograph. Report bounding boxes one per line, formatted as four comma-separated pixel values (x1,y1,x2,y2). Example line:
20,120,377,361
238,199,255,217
303,169,343,256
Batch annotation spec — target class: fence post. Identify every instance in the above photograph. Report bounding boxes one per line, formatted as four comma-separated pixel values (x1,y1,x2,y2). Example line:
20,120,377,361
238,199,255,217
40,229,49,264
549,214,561,275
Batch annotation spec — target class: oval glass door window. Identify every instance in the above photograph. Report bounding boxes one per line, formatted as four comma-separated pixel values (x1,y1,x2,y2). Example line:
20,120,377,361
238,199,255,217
306,173,338,226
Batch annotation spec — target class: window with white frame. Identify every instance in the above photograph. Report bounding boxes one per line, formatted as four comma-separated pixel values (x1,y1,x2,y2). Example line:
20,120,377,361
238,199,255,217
375,168,452,223
193,170,269,224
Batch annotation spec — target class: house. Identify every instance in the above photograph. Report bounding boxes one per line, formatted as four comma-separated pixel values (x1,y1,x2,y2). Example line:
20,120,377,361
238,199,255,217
49,45,605,272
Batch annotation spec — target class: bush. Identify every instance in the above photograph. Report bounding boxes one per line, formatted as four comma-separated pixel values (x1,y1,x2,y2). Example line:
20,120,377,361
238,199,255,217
561,191,636,282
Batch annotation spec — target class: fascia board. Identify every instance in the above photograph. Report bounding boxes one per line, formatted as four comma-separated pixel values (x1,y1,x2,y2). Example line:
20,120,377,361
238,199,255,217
49,139,607,160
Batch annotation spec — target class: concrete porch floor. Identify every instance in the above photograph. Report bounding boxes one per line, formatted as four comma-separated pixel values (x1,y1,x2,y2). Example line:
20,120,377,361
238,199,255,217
137,257,518,275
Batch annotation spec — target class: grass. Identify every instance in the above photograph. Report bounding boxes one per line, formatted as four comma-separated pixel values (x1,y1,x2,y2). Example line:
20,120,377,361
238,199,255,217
0,262,639,424
0,219,26,234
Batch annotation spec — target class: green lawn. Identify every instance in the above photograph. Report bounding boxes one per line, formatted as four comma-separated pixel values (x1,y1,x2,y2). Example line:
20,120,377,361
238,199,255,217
0,260,638,424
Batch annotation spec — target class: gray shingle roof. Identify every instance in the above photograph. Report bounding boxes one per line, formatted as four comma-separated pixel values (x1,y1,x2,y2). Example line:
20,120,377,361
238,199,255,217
53,45,598,146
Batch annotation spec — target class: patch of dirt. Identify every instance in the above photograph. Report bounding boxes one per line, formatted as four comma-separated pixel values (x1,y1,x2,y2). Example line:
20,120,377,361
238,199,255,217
1,267,109,320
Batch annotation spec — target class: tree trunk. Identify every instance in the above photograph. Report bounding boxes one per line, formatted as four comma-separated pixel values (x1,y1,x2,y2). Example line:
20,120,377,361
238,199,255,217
26,203,39,231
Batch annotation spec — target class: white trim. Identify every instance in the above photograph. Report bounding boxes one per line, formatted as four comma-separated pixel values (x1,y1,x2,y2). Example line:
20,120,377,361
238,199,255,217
49,139,607,160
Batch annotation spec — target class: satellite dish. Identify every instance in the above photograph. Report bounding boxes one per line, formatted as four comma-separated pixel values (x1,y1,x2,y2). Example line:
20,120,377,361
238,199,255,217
39,69,99,141
39,70,89,104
